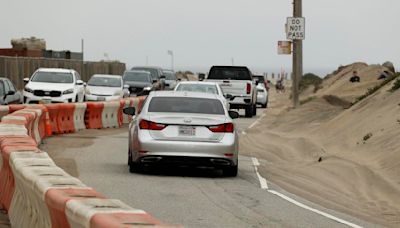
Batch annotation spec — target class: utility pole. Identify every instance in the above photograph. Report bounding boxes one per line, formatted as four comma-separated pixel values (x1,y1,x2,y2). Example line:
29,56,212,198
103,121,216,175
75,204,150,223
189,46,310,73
231,58,235,66
81,39,84,61
292,0,303,108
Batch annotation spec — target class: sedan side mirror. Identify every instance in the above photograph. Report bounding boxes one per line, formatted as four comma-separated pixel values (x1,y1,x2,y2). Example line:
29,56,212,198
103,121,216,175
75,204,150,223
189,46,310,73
23,78,30,83
4,90,15,99
152,79,158,83
76,80,84,85
228,111,239,119
123,107,136,116
254,80,259,86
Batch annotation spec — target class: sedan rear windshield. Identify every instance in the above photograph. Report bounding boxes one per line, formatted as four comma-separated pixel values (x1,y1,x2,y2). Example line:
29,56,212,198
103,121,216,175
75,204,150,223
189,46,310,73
148,97,225,115
253,75,265,83
175,84,218,95
208,67,251,80
124,72,151,82
88,77,121,87
163,71,176,80
31,72,74,83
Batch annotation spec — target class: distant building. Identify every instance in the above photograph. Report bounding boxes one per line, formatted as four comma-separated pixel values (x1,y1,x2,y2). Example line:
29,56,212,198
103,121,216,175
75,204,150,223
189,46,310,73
0,37,83,60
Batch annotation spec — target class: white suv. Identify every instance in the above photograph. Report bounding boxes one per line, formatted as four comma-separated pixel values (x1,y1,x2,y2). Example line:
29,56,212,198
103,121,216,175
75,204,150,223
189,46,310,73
23,68,85,104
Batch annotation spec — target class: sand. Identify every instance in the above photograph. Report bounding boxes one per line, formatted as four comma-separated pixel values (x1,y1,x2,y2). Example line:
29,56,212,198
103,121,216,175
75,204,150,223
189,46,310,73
241,63,400,227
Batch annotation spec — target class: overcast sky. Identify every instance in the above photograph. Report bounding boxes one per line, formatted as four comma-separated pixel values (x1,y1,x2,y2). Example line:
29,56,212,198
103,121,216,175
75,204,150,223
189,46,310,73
1,0,399,75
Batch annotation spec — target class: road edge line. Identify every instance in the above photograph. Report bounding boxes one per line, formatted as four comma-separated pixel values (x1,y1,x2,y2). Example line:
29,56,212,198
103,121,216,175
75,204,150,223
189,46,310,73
251,157,363,228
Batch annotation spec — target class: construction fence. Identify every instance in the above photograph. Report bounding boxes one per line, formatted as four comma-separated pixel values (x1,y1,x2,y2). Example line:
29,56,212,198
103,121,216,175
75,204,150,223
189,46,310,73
0,56,126,89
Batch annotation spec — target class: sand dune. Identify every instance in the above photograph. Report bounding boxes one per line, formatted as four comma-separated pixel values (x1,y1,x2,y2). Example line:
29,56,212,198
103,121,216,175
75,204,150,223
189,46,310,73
241,63,400,227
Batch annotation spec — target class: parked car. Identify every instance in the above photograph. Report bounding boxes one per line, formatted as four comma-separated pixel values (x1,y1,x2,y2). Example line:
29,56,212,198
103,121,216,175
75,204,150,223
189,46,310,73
162,70,177,90
23,68,85,104
85,74,128,101
123,91,240,176
206,66,258,117
123,70,155,95
174,81,230,109
130,66,164,90
0,78,23,105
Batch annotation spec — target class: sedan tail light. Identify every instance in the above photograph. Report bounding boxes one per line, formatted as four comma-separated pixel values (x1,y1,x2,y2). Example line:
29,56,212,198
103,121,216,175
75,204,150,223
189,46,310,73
207,123,234,133
246,82,251,94
139,119,166,130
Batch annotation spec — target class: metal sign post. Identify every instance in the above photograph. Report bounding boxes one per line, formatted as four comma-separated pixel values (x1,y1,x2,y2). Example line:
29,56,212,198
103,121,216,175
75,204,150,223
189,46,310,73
291,0,303,108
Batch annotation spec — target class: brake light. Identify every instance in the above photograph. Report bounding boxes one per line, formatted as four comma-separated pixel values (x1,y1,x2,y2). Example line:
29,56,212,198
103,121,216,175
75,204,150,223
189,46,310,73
139,119,166,130
208,123,234,133
246,82,251,94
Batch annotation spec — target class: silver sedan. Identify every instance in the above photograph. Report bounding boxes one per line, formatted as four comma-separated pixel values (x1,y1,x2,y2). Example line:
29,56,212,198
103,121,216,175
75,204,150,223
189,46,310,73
123,91,240,176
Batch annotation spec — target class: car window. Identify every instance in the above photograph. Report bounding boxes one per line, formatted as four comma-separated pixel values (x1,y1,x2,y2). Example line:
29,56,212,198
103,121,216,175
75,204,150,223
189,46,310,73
131,68,159,80
148,97,225,115
175,84,218,95
0,81,5,95
3,80,10,93
253,76,265,83
163,71,176,80
124,72,151,82
31,72,74,83
75,72,82,81
6,80,16,92
88,77,122,87
208,67,251,80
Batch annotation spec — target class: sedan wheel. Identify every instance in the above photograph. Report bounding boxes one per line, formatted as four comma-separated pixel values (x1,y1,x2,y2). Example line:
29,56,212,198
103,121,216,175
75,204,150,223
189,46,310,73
223,165,238,177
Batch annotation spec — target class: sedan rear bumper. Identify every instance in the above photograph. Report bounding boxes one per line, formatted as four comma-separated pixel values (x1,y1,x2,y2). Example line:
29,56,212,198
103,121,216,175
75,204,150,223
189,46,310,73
132,131,239,166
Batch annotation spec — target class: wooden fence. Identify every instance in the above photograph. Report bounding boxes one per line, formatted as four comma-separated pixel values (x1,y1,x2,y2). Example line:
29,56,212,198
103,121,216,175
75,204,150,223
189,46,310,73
0,56,126,89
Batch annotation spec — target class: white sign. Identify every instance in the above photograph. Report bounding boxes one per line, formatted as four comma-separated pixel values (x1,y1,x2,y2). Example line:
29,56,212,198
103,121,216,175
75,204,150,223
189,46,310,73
286,17,305,40
278,41,292,55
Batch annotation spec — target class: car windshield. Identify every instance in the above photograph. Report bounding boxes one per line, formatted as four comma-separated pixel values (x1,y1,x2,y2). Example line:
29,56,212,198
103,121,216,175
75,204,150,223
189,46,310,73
88,76,121,87
175,84,219,95
124,72,151,82
0,81,4,95
208,67,251,80
148,97,224,115
163,71,176,80
131,68,158,80
31,72,74,83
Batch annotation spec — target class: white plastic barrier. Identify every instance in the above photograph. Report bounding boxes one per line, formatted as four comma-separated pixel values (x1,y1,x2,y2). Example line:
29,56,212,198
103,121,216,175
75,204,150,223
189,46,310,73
9,151,54,228
17,109,44,144
0,124,28,136
74,103,87,131
101,101,120,128
9,151,88,228
0,106,9,120
2,115,34,136
66,198,146,228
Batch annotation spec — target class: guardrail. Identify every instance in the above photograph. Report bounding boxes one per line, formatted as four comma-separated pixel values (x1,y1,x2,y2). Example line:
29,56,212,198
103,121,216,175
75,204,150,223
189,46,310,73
0,97,182,228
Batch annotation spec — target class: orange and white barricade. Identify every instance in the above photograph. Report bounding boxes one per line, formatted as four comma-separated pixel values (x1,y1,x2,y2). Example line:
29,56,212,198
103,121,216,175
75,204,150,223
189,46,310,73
74,103,87,131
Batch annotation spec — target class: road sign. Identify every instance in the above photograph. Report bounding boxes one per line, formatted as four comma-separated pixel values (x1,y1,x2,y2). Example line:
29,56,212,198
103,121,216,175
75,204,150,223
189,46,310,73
286,17,305,40
278,41,292,55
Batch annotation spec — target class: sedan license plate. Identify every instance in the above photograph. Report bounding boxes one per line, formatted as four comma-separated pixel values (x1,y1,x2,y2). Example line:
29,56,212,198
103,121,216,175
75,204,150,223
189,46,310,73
179,126,196,136
97,97,106,101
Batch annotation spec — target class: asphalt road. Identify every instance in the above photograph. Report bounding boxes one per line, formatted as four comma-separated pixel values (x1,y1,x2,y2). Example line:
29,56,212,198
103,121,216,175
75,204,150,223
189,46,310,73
41,106,373,228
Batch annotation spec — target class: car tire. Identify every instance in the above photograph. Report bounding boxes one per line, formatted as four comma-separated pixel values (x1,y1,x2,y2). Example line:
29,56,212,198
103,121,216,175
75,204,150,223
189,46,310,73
128,149,132,166
252,104,257,116
261,103,267,108
129,162,143,173
223,165,238,177
245,105,253,118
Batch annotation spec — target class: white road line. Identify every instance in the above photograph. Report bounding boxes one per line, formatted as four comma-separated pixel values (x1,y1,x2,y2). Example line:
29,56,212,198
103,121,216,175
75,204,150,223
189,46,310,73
248,113,266,129
250,157,363,228
251,158,268,189
241,131,247,135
